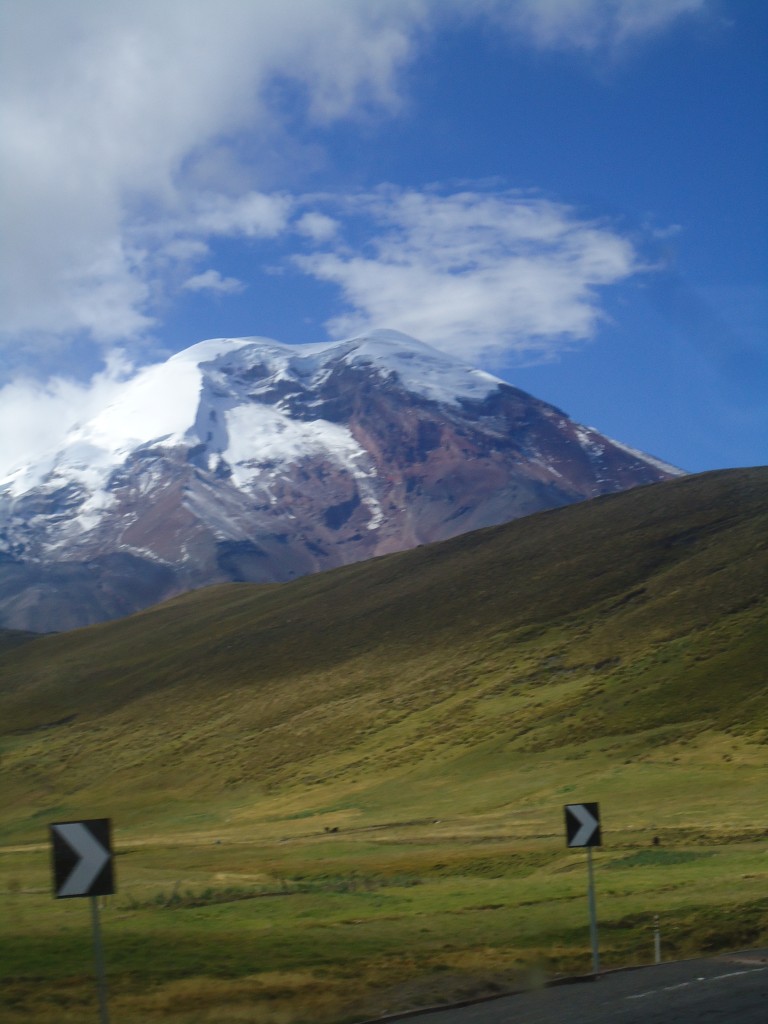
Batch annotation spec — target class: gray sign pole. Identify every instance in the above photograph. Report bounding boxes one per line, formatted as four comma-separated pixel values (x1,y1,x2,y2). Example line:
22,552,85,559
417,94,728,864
586,846,600,975
90,896,111,1024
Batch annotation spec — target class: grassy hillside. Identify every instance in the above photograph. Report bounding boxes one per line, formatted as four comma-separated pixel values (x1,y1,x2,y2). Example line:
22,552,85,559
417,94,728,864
1,467,766,833
1,467,767,1022
0,626,38,655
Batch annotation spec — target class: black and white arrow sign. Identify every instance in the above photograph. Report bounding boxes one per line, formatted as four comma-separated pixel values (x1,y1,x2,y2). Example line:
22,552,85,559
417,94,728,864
564,802,601,848
50,819,115,898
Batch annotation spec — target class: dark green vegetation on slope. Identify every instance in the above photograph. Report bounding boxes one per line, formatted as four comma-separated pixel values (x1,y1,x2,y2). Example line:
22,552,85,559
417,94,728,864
1,467,767,1022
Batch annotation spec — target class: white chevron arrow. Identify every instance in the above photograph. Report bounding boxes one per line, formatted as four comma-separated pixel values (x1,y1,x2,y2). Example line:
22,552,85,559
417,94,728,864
53,822,111,897
568,804,600,847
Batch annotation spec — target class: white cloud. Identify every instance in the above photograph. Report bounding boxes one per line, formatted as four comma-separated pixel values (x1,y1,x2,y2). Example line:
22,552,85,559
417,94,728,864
295,190,639,362
0,352,134,482
182,270,245,295
190,192,293,239
478,0,708,51
0,0,709,360
294,212,340,243
0,1,426,351
161,239,210,262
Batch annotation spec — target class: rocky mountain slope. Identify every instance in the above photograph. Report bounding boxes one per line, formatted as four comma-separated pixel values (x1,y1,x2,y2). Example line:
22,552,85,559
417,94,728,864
0,330,681,631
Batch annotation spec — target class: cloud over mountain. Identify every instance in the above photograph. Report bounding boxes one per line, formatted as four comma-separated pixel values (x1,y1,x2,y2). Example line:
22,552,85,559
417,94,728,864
0,0,708,361
295,189,639,362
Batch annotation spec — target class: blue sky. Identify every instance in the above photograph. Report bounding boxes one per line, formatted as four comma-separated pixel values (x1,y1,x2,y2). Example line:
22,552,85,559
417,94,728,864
1,0,765,475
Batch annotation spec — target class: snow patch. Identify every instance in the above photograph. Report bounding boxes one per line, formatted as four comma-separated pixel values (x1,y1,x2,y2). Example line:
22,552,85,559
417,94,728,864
576,425,683,476
226,405,364,487
338,330,504,405
575,426,606,458
598,431,685,476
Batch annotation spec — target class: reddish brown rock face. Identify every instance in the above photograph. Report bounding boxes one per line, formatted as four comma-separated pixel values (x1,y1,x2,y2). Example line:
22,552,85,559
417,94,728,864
0,332,681,631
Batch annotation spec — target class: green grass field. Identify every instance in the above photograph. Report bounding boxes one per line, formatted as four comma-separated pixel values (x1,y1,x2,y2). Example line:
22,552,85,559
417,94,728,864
3,807,768,1023
1,468,767,1022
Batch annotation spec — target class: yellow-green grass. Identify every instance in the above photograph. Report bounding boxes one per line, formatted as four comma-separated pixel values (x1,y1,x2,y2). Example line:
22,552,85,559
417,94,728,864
0,467,767,1021
2,819,768,1023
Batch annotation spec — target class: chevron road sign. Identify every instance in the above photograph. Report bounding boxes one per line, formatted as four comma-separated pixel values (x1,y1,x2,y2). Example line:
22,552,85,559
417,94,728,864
564,802,601,848
50,819,115,898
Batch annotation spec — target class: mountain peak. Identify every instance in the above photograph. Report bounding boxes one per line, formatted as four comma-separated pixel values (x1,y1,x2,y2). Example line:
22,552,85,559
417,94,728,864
0,330,683,631
169,329,505,408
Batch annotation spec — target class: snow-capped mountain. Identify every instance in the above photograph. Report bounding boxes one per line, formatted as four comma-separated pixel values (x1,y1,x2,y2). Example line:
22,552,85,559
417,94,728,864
0,329,682,631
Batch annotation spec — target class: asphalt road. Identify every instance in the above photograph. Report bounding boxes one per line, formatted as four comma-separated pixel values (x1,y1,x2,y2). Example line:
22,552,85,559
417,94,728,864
399,951,768,1024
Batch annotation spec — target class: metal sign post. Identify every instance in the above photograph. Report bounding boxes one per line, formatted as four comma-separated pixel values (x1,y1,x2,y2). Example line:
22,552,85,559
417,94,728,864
564,802,601,976
50,818,115,1023
586,845,599,975
90,896,110,1024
